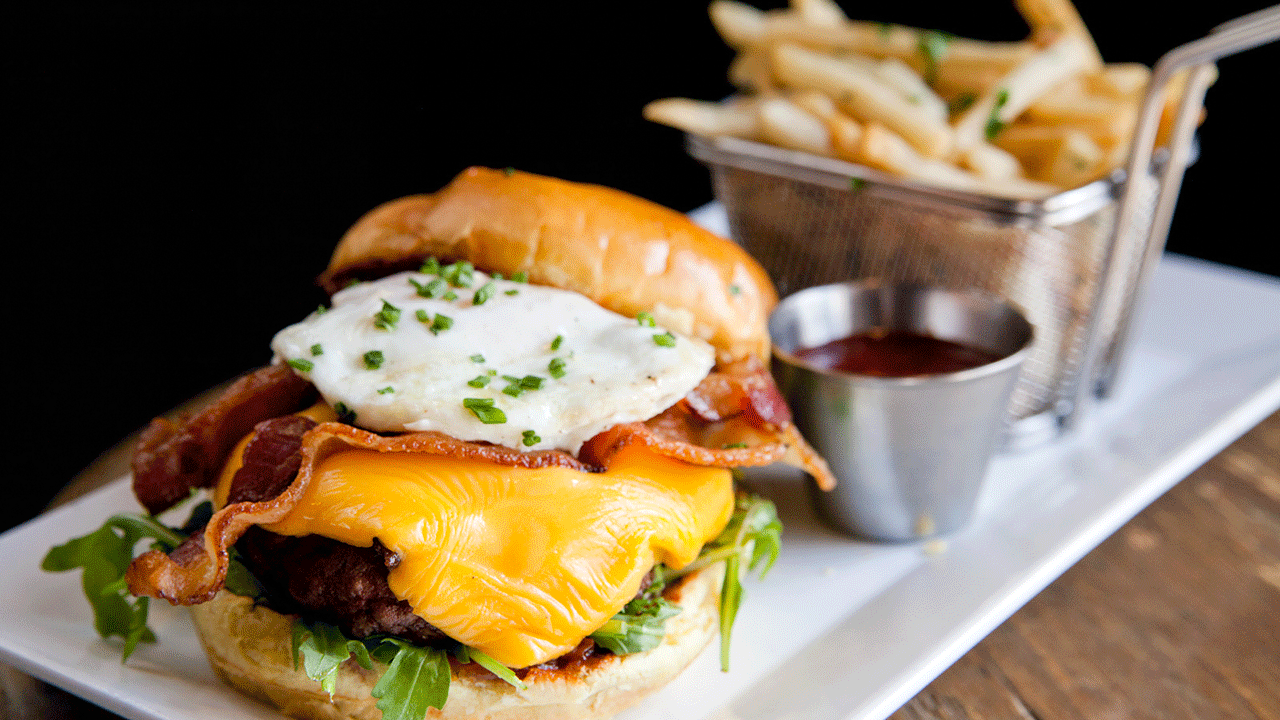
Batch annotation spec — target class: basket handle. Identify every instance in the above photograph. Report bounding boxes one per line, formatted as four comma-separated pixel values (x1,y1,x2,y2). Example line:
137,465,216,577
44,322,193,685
1064,5,1280,430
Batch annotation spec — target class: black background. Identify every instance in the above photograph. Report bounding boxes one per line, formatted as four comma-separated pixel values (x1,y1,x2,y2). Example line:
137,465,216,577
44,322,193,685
5,1,1276,533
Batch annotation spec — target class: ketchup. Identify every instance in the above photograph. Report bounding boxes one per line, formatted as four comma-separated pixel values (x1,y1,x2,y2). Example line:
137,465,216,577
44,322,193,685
793,329,1003,377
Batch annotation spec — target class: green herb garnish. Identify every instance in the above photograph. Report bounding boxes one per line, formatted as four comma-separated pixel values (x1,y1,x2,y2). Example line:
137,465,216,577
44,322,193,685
653,332,677,347
334,402,357,424
363,350,385,370
463,397,506,424
510,271,528,283
849,177,866,192
410,277,448,299
441,261,475,288
985,88,1010,140
551,335,564,350
288,358,314,372
548,357,567,379
373,300,402,331
310,343,324,356
419,257,441,275
949,91,977,115
521,430,541,447
472,282,496,306
470,354,485,363
430,314,453,335
378,386,395,394
636,311,656,327
917,29,953,85
467,375,491,388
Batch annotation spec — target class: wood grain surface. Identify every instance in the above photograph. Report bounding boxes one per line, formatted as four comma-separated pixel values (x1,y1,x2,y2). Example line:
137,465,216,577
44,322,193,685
5,411,1278,720
893,410,1280,720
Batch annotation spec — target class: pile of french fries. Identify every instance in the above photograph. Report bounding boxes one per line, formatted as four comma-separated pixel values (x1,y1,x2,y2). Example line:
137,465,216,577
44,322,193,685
645,0,1208,199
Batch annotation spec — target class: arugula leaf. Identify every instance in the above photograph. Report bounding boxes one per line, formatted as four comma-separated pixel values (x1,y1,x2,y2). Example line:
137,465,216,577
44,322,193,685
669,493,782,671
41,512,184,660
372,638,452,720
291,621,374,696
43,502,264,663
452,645,528,691
590,595,682,655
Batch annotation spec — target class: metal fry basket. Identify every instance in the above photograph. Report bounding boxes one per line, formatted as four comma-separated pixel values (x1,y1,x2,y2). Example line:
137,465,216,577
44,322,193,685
689,7,1280,448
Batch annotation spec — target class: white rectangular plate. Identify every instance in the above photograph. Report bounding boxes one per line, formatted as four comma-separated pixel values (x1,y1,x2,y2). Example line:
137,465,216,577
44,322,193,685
2,248,1278,720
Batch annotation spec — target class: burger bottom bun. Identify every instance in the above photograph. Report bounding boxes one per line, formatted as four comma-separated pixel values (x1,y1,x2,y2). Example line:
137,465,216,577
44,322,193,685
189,564,723,720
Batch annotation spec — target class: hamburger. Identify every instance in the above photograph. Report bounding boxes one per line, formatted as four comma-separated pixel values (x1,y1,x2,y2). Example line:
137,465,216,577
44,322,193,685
44,166,835,720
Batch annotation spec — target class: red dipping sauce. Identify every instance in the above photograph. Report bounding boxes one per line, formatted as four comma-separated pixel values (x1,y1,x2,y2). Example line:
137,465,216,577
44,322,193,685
793,329,1004,377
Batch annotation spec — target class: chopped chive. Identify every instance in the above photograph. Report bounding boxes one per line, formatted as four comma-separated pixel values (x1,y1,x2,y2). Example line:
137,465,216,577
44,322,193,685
430,314,453,335
315,304,328,315
491,272,504,281
310,343,323,356
420,257,441,275
521,430,541,447
468,375,491,388
723,442,749,449
653,332,677,347
520,375,544,390
441,261,474,288
410,277,448,299
377,386,395,394
486,369,498,376
363,350,384,369
502,384,523,398
334,402,357,425
510,271,528,283
505,289,519,296
470,354,485,363
472,282,496,306
444,290,458,301
373,299,401,330
416,309,431,323
551,335,564,351
463,398,506,424
636,311,656,327
548,357,567,379
503,166,516,177
849,177,866,192
287,358,314,372
344,278,362,289
729,285,742,295
985,88,1010,140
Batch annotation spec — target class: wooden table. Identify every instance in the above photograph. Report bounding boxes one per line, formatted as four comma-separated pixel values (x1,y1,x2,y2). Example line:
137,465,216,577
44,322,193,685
4,410,1278,720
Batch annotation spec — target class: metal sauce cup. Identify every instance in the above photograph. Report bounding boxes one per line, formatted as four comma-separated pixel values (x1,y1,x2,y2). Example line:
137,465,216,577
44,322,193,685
770,282,1034,542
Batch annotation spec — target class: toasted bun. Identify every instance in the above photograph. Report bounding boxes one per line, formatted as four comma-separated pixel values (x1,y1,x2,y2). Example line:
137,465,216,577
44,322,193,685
190,565,722,720
318,167,776,363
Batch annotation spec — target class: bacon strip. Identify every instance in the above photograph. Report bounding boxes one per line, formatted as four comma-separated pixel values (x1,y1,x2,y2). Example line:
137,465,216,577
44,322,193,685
126,359,834,605
131,364,315,515
126,422,591,604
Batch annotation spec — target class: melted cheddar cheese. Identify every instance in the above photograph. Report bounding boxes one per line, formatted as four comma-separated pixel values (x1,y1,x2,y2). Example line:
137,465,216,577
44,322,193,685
218,428,733,669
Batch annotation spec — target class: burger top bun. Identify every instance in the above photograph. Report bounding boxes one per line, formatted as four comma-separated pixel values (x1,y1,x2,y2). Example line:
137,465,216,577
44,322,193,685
319,167,777,364
190,564,723,720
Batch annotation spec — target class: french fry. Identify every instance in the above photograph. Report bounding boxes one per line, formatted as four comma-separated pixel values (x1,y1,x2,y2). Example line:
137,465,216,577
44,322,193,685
1041,129,1106,187
709,0,768,50
874,57,949,125
771,42,954,158
648,1,1208,197
1085,63,1151,99
756,96,832,156
1013,0,1104,69
952,34,1096,152
855,123,1056,198
728,48,776,92
789,90,865,163
642,97,761,139
959,142,1023,181
789,0,846,28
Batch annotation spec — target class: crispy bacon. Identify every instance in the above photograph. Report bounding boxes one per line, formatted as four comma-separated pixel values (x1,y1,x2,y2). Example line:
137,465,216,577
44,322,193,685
131,364,315,515
126,358,834,605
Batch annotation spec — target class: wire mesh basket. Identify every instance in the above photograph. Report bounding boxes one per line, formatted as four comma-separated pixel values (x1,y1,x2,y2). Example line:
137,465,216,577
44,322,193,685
687,6,1278,447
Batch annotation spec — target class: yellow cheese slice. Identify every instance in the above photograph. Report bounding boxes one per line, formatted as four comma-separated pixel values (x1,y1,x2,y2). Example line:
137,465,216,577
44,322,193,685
249,442,733,669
